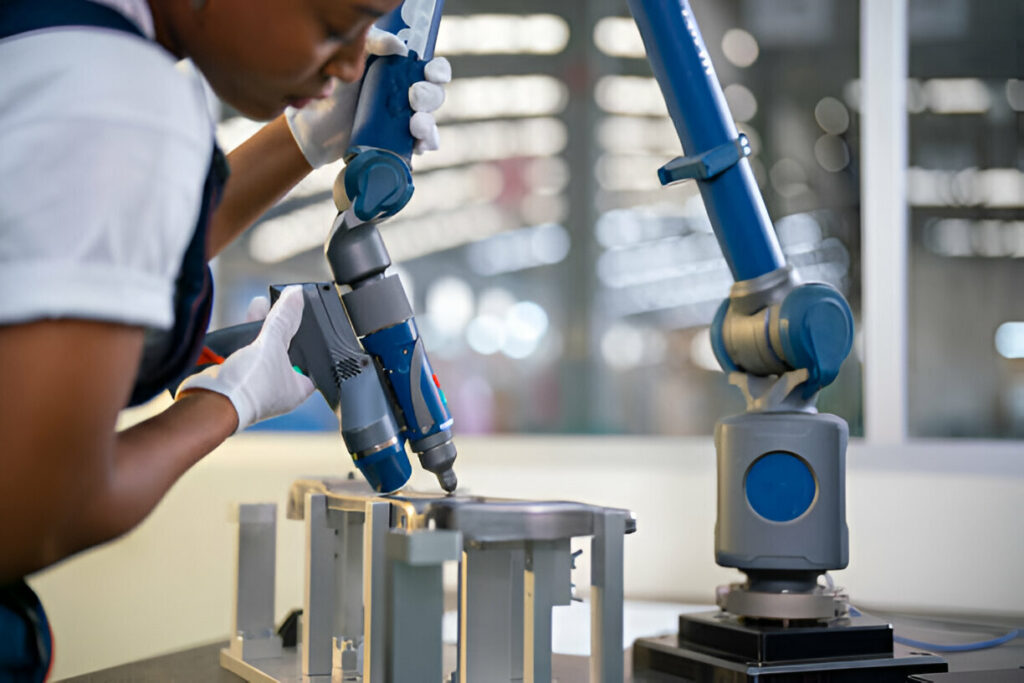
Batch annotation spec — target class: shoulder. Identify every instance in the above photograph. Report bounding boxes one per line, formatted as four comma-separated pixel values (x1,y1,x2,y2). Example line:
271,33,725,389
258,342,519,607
0,29,216,330
0,27,211,147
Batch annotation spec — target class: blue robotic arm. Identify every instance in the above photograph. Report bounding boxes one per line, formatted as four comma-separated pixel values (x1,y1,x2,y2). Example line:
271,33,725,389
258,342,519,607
321,0,457,493
627,0,855,621
341,0,444,222
628,0,854,403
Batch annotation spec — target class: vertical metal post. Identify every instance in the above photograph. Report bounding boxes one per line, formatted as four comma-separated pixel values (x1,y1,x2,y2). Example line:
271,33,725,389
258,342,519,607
589,510,626,683
229,503,282,661
862,0,909,443
459,546,521,683
303,493,335,677
331,510,364,643
387,529,462,683
509,551,525,683
330,509,364,679
363,501,390,683
522,540,572,683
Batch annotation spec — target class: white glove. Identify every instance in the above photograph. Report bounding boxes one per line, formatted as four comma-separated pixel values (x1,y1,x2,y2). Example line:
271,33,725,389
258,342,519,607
244,295,271,322
286,27,452,169
177,286,315,433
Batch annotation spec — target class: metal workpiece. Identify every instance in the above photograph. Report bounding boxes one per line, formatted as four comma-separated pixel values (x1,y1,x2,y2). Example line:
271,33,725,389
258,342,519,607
302,494,334,677
459,545,525,683
333,510,365,663
223,479,635,683
387,528,459,682
590,509,627,683
363,501,390,683
523,539,574,683
288,478,636,542
227,504,282,662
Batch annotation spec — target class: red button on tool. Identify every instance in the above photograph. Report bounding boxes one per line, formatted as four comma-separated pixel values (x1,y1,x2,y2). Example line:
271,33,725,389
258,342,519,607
432,374,441,388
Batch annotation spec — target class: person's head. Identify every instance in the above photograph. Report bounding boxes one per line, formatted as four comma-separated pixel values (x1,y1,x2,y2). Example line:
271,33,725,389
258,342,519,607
150,0,401,120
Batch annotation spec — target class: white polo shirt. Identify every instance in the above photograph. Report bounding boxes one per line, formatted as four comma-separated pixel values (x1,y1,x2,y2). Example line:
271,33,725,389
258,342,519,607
0,0,214,331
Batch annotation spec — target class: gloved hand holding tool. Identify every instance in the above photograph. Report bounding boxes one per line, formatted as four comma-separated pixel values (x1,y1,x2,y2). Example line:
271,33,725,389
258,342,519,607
286,26,451,169
177,286,314,434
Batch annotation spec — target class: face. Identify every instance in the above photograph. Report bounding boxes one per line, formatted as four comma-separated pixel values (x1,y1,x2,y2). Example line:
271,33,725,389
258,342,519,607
175,0,402,120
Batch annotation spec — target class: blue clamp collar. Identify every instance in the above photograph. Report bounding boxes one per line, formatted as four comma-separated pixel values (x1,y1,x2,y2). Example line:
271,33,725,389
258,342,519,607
658,133,752,186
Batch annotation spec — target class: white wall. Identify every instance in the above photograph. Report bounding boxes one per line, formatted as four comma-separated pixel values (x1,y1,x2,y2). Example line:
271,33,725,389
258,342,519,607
31,433,1024,679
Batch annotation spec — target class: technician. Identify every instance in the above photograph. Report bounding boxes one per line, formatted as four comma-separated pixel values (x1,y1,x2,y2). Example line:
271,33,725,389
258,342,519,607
0,0,449,679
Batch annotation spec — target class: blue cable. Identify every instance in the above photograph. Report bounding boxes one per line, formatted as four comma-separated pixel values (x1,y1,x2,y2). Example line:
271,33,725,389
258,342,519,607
893,630,1021,653
848,606,1023,653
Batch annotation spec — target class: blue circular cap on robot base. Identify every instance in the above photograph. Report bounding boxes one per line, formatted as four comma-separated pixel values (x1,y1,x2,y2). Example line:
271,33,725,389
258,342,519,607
745,452,817,522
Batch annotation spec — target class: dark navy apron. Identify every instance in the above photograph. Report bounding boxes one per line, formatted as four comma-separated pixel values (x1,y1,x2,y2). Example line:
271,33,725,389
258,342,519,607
0,1,227,678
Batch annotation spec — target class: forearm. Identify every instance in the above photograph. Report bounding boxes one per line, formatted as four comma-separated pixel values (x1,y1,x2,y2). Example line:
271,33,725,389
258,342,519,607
67,392,238,560
0,391,234,582
0,339,237,585
207,115,313,257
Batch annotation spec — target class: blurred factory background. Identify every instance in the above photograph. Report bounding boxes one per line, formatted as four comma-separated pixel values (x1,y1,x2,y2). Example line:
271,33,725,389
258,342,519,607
210,0,1023,439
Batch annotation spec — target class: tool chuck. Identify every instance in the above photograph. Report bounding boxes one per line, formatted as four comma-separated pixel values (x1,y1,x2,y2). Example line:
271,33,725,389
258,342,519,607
416,438,458,492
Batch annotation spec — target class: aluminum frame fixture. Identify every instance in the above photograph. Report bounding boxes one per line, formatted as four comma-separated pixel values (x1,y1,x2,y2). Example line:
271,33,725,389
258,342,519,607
220,478,634,683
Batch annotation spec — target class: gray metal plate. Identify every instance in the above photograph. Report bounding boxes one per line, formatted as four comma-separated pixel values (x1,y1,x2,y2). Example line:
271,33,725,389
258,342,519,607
287,478,636,542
